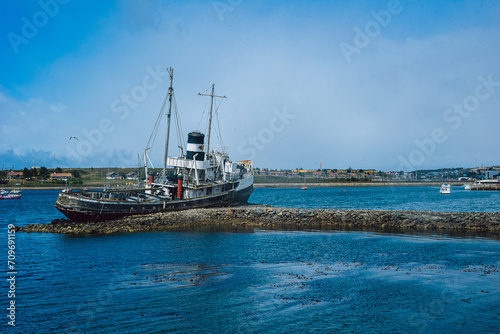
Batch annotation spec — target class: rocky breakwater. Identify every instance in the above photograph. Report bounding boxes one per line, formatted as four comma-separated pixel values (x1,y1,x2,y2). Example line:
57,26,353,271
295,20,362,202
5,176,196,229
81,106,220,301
16,205,500,236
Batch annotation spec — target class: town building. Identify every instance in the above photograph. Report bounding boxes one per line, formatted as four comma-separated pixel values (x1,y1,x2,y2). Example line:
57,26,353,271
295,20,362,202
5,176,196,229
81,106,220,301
50,173,72,180
106,172,122,180
485,168,500,180
126,172,138,180
7,171,23,179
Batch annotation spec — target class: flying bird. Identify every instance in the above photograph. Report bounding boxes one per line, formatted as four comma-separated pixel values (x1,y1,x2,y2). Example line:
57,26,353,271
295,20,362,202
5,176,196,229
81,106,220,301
69,136,78,140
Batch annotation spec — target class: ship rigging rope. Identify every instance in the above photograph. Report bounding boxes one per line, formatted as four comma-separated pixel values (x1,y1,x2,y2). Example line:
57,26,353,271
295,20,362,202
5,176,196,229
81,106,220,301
144,90,186,162
195,92,226,153
146,111,162,155
213,99,226,153
171,94,185,154
146,109,162,155
196,108,206,131
197,96,211,133
145,89,168,153
197,84,213,133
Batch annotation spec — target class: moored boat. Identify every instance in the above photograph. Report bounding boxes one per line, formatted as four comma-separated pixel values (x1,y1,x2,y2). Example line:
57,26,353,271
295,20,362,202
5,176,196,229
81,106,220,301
55,69,254,222
470,179,500,191
301,176,307,190
1,188,22,199
440,183,451,194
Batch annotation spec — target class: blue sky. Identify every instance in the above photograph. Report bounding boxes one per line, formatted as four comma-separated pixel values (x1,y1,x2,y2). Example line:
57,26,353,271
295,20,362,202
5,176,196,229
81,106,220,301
1,0,499,171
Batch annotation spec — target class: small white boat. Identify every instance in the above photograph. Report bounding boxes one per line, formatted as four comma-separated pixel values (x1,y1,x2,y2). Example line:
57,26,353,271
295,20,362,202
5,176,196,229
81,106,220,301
440,184,451,194
301,176,307,190
464,184,471,191
0,188,22,199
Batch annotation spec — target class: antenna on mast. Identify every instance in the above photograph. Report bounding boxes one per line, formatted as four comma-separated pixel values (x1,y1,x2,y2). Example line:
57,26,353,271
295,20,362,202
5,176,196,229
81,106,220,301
198,84,226,158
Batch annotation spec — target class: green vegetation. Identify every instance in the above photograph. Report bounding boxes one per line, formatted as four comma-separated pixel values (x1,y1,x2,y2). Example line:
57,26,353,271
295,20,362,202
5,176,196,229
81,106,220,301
0,167,170,188
1,165,488,188
72,170,81,179
39,166,48,179
23,167,33,179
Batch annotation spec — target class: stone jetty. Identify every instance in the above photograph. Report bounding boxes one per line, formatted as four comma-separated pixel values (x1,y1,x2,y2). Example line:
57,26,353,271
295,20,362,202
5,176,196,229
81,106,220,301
16,205,500,236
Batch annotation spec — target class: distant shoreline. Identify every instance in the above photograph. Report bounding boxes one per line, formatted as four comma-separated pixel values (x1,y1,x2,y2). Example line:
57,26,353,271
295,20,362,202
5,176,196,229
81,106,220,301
10,181,469,190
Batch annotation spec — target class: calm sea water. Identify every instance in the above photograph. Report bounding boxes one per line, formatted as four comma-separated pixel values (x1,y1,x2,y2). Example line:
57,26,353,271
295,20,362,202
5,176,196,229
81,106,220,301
1,188,499,333
251,186,500,212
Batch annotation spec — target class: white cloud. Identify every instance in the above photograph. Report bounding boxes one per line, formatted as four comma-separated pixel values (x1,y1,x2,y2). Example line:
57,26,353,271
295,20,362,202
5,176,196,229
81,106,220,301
49,102,67,114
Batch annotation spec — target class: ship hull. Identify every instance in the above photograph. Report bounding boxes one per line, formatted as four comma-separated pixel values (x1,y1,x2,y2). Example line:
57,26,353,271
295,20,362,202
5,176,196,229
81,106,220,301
0,195,22,199
55,179,254,222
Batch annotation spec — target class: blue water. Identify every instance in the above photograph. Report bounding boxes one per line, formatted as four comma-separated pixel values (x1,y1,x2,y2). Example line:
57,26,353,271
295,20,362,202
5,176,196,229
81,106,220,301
251,186,500,212
1,189,499,333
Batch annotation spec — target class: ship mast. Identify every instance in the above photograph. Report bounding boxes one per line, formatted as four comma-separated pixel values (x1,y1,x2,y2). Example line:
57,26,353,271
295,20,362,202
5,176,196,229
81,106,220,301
198,84,226,159
163,67,174,183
